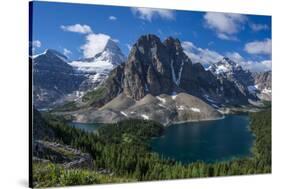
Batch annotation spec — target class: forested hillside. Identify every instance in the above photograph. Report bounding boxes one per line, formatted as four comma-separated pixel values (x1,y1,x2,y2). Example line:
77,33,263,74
32,109,271,187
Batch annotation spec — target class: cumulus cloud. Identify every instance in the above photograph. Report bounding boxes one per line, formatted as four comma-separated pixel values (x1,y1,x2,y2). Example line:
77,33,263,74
182,41,223,66
242,60,272,72
249,23,268,32
182,40,271,72
32,40,41,48
109,16,117,20
61,24,92,34
244,39,272,55
30,40,42,54
225,52,244,62
225,51,271,72
131,7,175,21
81,33,111,58
217,33,238,41
63,48,72,57
204,12,247,40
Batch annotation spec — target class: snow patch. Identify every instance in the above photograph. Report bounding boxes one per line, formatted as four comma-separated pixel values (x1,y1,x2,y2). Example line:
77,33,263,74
211,104,219,109
141,114,149,120
215,65,229,74
170,60,177,85
190,107,201,112
171,92,177,100
120,111,128,117
158,104,167,108
156,96,166,104
170,60,185,86
203,94,216,103
248,99,264,107
32,50,47,59
177,105,185,110
144,83,149,92
262,88,271,94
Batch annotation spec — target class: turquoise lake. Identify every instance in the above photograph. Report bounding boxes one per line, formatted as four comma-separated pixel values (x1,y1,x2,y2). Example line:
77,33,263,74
150,115,254,163
70,115,254,163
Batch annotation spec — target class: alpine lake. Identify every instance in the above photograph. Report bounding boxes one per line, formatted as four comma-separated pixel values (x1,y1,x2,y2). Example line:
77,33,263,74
70,115,254,164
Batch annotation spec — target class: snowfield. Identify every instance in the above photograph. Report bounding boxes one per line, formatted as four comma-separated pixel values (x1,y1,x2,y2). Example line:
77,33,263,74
141,114,149,120
190,107,201,112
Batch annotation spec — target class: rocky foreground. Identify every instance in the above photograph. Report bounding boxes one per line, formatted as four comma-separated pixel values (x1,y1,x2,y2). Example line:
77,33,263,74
59,92,222,126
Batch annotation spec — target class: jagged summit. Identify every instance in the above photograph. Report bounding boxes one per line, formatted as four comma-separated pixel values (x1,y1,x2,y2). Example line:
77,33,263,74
207,57,243,75
80,34,251,108
33,49,68,62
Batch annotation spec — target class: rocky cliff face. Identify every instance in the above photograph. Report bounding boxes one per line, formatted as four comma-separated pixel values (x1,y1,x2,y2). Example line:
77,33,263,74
32,39,126,109
82,34,251,108
208,57,256,102
32,49,86,109
254,71,272,90
253,71,272,101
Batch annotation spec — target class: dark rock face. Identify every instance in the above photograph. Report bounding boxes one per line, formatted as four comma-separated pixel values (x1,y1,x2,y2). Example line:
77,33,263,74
84,34,252,107
32,49,85,108
208,57,256,103
253,71,272,101
254,71,272,90
124,35,175,99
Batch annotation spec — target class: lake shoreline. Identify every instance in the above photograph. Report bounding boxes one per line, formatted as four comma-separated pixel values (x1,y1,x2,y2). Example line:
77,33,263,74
150,115,254,164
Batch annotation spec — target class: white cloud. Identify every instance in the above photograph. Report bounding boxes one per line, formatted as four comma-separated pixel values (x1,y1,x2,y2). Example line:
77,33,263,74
225,52,244,62
249,23,268,32
225,51,271,72
182,40,271,72
204,12,246,40
109,16,117,20
131,7,175,21
242,60,271,72
63,48,72,57
32,40,41,48
217,33,238,41
81,33,111,58
244,39,272,55
182,41,223,66
61,24,92,34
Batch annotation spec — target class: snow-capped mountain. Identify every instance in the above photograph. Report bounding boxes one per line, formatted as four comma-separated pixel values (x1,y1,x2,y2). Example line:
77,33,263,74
252,71,272,101
69,38,126,91
32,49,86,109
207,57,240,74
208,57,254,86
208,57,255,97
32,39,126,109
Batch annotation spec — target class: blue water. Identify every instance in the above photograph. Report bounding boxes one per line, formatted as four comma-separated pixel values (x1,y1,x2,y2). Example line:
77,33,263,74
150,115,254,163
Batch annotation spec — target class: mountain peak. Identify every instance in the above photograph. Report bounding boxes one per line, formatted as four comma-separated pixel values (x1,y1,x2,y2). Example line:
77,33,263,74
138,34,161,42
134,34,162,49
207,57,243,75
163,36,181,46
220,57,238,66
33,49,68,62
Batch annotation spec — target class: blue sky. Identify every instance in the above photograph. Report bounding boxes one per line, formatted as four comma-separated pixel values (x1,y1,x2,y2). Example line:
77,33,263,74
30,1,272,72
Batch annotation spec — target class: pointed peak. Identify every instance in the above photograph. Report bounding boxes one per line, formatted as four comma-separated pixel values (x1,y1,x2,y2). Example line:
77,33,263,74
33,49,68,62
163,36,181,45
136,34,161,44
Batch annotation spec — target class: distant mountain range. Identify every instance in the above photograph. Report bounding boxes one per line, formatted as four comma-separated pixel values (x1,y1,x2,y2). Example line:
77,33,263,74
32,38,125,109
32,34,271,124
